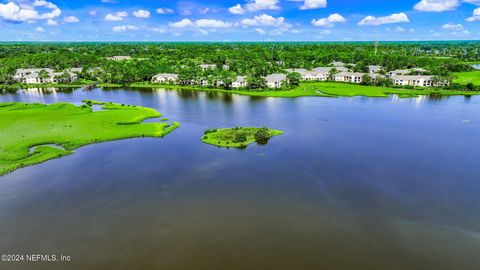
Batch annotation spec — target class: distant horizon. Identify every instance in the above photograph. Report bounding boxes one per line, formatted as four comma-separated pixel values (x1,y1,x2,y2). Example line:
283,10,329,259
1,1,480,42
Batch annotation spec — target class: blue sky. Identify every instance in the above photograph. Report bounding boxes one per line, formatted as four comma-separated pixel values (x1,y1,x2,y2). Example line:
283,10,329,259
1,0,480,41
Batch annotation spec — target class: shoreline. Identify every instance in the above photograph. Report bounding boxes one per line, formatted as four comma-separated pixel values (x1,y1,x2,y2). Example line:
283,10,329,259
2,81,480,98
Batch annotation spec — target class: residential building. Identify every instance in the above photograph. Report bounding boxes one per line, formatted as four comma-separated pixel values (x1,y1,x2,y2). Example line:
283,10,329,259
265,74,287,88
231,76,247,88
151,73,179,84
199,64,229,71
14,68,78,84
391,75,438,87
368,65,383,74
106,56,132,61
333,72,365,83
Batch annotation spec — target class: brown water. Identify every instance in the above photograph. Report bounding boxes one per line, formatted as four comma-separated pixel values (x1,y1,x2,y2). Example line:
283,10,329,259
0,88,479,270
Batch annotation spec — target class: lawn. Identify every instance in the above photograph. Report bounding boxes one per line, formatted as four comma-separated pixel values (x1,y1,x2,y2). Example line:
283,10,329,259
0,100,179,176
453,70,480,85
201,127,283,148
130,81,480,98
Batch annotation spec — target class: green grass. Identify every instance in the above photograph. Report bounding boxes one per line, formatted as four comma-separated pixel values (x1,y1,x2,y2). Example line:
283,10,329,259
130,81,480,98
0,100,179,176
453,71,480,85
201,127,284,148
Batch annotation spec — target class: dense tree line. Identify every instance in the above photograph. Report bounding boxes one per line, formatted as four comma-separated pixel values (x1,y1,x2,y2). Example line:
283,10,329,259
0,42,477,86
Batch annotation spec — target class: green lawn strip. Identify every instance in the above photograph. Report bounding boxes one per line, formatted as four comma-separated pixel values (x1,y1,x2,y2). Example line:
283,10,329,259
201,127,284,148
453,71,480,85
0,100,179,176
130,81,480,98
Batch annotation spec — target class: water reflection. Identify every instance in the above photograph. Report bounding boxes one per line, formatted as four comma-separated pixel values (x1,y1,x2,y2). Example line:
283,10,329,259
0,87,479,270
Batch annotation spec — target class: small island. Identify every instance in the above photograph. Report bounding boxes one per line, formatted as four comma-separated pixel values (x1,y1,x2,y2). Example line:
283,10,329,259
0,100,179,176
201,127,284,148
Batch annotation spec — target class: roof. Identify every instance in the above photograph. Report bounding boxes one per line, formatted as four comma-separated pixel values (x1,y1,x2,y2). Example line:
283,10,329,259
235,76,246,82
391,75,434,80
265,73,287,82
335,72,366,77
153,73,179,79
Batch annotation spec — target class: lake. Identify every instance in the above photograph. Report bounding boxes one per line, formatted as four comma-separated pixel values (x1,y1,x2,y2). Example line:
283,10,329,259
0,87,479,270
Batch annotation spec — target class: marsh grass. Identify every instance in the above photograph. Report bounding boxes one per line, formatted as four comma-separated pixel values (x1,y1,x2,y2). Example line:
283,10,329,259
0,100,179,176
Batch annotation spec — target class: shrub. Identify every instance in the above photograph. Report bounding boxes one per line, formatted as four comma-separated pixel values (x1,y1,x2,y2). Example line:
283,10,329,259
254,127,271,142
204,129,217,134
233,132,247,143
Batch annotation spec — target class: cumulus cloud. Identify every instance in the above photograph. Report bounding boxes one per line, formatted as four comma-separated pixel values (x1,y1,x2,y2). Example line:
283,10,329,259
441,23,464,30
112,24,139,32
35,26,45,32
311,13,346,27
0,0,61,23
467,7,480,21
169,19,233,28
241,14,289,28
228,0,280,14
414,0,460,12
133,9,150,18
46,18,57,25
289,0,327,10
64,16,79,23
358,12,409,26
104,11,128,21
156,8,175,14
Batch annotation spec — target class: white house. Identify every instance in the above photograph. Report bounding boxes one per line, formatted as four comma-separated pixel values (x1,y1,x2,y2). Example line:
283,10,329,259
151,73,179,84
333,72,364,83
107,56,132,61
390,75,438,87
199,64,229,71
265,74,287,88
231,76,247,88
368,65,383,74
285,68,333,81
388,68,427,77
14,68,78,84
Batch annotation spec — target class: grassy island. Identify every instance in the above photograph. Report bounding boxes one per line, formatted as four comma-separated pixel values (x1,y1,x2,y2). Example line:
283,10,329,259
201,127,283,148
0,100,179,176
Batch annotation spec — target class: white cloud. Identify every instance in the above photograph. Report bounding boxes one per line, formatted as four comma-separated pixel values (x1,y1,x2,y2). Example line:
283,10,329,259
156,8,175,14
414,0,460,12
112,24,139,32
229,4,245,14
229,0,280,14
300,0,327,10
464,0,480,5
441,23,464,30
169,18,233,28
255,28,266,34
101,0,117,3
0,1,61,23
104,11,128,21
169,19,193,28
35,26,45,32
89,10,98,16
467,7,480,21
46,18,57,25
64,16,79,23
241,14,288,27
311,13,346,27
358,12,409,26
133,9,150,18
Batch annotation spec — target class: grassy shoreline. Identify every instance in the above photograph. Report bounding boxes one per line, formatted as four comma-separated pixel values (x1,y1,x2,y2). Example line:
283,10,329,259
2,81,480,98
0,100,179,176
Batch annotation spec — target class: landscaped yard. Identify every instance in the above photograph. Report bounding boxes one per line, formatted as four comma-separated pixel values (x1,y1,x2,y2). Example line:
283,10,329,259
453,70,480,85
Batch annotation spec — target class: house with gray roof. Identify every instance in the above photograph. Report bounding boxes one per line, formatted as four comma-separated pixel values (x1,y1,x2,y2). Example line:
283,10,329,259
151,73,179,84
265,74,287,88
14,68,78,84
231,76,247,88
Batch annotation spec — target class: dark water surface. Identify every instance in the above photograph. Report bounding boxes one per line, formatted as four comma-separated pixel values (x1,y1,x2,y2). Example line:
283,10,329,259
0,88,479,270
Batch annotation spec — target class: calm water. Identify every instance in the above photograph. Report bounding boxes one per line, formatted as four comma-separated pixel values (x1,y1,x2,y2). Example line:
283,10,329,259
0,88,479,270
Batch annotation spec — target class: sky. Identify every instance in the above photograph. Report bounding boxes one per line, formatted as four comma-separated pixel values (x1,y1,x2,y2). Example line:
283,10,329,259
1,0,480,41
